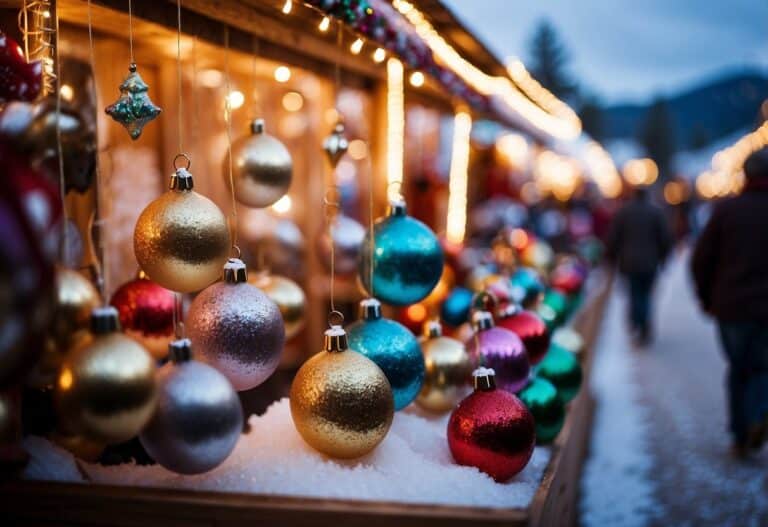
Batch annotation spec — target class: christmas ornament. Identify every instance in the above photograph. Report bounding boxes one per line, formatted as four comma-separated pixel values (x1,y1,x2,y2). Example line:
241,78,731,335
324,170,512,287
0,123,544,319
187,258,285,392
105,64,161,140
550,262,586,296
440,286,473,327
495,304,550,365
140,339,242,474
416,320,472,413
359,198,444,306
54,306,157,443
316,213,365,276
465,265,495,293
421,265,455,313
447,367,535,482
110,273,175,360
134,165,230,293
322,121,349,168
538,288,571,329
536,344,582,404
347,298,425,410
467,309,530,394
520,239,554,275
249,271,306,339
518,376,565,444
0,141,59,388
0,32,42,102
229,119,293,208
290,324,393,458
509,267,544,309
481,274,513,304
551,327,584,356
50,268,100,348
2,99,97,194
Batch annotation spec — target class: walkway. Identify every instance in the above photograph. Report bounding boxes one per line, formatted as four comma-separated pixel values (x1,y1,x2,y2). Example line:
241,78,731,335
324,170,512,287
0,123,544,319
580,250,768,527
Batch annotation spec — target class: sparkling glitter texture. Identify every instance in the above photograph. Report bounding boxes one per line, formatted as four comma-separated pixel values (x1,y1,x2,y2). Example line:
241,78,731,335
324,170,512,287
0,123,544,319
496,306,551,365
467,312,530,394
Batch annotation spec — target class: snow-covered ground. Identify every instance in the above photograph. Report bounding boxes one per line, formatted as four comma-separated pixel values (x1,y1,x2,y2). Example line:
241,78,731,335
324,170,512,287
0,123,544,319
581,250,768,526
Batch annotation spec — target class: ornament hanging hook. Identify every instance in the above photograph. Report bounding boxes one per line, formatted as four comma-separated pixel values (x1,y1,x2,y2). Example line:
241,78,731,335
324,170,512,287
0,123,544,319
231,244,241,260
173,152,192,171
323,186,342,222
472,290,499,312
328,310,345,328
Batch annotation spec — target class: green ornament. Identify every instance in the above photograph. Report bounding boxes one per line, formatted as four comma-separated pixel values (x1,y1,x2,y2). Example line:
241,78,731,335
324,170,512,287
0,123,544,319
538,288,570,328
518,376,565,444
536,344,582,403
105,64,162,140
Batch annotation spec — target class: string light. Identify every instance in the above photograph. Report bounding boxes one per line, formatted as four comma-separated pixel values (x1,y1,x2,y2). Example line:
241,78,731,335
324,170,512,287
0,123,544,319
318,16,330,32
583,141,622,198
225,90,245,110
60,83,74,102
372,47,386,63
350,38,364,55
274,65,291,83
409,71,424,88
446,110,472,246
348,139,368,160
282,91,304,112
386,58,404,201
622,158,658,186
281,0,292,15
391,0,581,140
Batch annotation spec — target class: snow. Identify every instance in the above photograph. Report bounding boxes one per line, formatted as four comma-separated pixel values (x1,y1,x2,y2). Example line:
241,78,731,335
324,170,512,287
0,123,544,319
23,398,550,509
579,283,658,527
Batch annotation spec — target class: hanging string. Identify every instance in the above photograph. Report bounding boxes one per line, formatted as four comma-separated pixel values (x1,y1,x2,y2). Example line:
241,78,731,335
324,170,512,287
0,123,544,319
191,35,200,157
367,155,375,298
223,25,238,256
324,187,341,323
127,0,135,66
176,0,184,154
334,22,342,109
85,0,108,302
53,5,69,265
250,34,261,120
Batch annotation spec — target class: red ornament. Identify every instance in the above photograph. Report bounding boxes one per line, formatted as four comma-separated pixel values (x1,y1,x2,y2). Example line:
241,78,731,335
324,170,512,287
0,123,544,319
0,32,42,103
110,274,175,360
448,368,536,482
496,305,550,365
549,263,585,296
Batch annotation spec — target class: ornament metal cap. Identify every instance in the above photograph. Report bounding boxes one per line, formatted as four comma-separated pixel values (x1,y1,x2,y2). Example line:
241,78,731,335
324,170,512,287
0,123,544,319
223,258,248,283
497,303,523,320
168,338,193,363
170,168,194,191
423,319,442,338
473,367,496,391
359,298,382,321
90,306,121,334
387,198,407,217
324,325,349,352
471,310,495,332
250,118,265,135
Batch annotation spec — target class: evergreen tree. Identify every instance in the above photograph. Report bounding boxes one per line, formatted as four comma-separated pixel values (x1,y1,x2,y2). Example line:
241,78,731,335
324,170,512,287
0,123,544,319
640,97,676,178
527,19,578,101
579,95,604,141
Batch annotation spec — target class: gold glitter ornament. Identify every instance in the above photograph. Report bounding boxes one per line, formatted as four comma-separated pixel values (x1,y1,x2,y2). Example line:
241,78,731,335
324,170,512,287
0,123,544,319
50,268,101,347
229,119,293,208
416,320,473,413
249,272,306,340
134,166,230,293
290,325,394,459
54,307,157,443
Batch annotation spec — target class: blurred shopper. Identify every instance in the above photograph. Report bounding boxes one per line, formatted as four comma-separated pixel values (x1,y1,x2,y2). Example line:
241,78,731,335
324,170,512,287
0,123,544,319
607,186,673,345
692,148,768,457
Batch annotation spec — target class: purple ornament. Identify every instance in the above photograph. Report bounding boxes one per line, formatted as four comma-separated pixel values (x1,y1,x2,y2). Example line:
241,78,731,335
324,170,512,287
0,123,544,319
466,311,530,394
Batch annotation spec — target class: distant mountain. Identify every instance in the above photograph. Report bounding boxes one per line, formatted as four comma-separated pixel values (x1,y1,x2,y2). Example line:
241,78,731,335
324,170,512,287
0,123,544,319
600,71,768,150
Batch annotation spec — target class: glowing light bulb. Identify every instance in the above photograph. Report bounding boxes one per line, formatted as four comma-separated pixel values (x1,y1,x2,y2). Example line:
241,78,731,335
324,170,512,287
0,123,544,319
373,48,386,63
282,91,304,112
350,38,364,55
281,0,292,15
60,84,74,102
318,16,330,32
274,66,291,83
409,71,424,88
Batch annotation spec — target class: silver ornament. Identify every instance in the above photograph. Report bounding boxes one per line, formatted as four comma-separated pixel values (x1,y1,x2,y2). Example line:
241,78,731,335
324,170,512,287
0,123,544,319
316,213,365,276
322,121,349,168
140,339,242,474
186,258,285,391
229,119,293,208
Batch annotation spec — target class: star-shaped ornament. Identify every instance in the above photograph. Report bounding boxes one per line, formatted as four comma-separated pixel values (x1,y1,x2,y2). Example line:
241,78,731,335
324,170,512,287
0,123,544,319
105,64,161,140
323,121,349,168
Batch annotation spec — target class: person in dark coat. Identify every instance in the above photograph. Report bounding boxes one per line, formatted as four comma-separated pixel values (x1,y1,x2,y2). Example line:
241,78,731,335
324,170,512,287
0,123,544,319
607,186,673,345
692,147,768,456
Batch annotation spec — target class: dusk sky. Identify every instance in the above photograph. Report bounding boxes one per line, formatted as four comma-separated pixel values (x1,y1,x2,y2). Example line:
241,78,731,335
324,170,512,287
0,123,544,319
444,0,768,104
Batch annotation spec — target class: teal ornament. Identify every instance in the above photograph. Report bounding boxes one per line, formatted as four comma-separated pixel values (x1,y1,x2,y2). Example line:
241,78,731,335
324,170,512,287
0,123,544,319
440,287,473,327
359,199,444,306
347,298,425,410
518,376,565,444
538,288,571,329
509,267,544,309
536,344,582,403
105,64,161,140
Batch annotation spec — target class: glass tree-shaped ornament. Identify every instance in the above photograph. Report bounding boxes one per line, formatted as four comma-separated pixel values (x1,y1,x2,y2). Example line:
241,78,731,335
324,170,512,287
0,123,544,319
105,64,161,140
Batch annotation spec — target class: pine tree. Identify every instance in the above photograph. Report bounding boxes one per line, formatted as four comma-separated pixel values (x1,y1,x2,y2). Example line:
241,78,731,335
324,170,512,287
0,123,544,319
579,95,604,141
527,20,578,101
640,97,676,178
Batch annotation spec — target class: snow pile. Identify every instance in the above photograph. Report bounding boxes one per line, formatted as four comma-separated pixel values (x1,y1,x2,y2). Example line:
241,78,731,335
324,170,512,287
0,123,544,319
580,288,658,526
23,398,550,509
